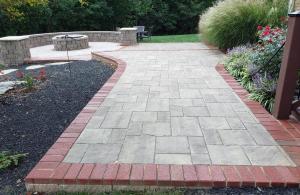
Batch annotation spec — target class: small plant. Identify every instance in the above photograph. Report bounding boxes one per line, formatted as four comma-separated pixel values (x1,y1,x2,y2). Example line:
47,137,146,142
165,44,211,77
37,68,47,81
24,74,35,89
0,64,4,74
15,70,24,79
0,151,28,171
15,68,47,90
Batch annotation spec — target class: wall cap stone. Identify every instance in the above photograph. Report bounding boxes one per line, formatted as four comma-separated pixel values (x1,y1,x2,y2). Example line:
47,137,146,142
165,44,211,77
0,35,29,41
120,28,137,31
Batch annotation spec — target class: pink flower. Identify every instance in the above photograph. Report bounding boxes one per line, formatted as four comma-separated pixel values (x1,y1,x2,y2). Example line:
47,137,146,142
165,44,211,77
37,68,47,81
16,70,24,78
263,30,270,36
257,25,263,30
268,38,273,43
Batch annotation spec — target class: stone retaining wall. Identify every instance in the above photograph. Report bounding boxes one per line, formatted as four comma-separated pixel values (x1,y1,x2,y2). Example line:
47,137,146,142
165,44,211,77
28,31,121,48
0,28,137,67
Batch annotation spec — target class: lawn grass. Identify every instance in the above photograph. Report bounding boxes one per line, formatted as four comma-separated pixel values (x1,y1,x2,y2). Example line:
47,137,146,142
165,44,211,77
56,190,184,195
141,34,201,43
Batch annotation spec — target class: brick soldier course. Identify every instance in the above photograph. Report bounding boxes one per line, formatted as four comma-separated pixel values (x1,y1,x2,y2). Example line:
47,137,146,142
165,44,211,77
25,43,300,192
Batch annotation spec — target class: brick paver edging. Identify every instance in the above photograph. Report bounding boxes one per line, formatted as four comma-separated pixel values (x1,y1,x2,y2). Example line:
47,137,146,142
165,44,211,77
25,59,300,193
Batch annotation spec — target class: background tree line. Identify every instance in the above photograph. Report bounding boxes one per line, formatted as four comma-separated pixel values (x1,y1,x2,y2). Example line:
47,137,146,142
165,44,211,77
0,0,216,37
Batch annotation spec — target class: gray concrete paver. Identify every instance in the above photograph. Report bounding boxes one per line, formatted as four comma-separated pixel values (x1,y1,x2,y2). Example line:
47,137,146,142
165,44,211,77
62,43,293,166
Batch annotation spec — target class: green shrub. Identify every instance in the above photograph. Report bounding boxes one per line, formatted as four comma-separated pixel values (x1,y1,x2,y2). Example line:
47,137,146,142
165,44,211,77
250,74,277,112
199,0,288,49
224,25,287,112
224,46,254,91
0,151,27,171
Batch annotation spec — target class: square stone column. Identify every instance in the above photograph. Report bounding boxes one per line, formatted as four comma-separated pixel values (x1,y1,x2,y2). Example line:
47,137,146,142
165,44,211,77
296,0,300,10
0,36,31,67
120,27,137,46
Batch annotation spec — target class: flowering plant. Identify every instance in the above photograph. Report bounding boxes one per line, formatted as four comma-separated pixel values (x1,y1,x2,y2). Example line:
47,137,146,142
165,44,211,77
37,68,46,81
224,25,287,112
257,25,286,46
15,68,47,90
250,26,287,78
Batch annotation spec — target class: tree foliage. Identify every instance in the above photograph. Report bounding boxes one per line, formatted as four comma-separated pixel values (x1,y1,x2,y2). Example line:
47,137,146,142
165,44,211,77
0,0,217,37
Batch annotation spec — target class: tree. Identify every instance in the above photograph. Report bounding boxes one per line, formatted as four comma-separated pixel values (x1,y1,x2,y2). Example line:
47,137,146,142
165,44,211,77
0,0,50,36
0,0,217,36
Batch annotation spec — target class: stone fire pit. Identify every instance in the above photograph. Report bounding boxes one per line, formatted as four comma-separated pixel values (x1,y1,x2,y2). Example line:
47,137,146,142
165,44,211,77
52,34,89,51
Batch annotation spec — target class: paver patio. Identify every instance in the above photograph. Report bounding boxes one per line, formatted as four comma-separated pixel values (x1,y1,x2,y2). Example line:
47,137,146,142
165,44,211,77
26,43,300,192
61,43,293,166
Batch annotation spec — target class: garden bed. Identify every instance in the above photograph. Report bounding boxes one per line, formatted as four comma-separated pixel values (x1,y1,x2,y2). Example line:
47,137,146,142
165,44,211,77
0,60,115,194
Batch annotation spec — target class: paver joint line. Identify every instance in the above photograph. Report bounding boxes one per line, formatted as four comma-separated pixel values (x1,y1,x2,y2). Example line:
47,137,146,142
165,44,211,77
25,44,300,192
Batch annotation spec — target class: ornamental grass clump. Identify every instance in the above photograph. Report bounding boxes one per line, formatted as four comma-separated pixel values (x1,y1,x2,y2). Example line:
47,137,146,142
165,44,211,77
199,0,288,49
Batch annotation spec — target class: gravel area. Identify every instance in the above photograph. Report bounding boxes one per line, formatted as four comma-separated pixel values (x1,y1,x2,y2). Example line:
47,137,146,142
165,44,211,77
0,60,115,194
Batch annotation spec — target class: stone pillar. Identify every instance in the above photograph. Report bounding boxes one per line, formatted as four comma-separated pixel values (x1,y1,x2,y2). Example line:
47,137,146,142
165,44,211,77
0,36,31,67
296,0,300,10
120,27,137,46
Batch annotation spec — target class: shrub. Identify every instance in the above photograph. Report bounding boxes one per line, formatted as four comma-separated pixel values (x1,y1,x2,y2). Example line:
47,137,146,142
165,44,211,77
224,46,253,91
0,151,27,170
250,26,287,78
199,0,288,49
0,0,218,37
224,25,287,112
250,73,277,111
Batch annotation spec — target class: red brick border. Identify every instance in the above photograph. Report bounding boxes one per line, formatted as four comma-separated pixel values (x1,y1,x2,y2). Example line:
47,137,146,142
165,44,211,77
25,59,300,192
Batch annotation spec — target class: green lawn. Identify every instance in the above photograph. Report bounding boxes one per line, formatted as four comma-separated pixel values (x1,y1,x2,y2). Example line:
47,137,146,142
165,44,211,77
57,190,183,195
141,34,201,43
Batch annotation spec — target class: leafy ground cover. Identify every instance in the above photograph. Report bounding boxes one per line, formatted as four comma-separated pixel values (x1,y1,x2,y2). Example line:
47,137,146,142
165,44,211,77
141,34,201,43
0,61,114,194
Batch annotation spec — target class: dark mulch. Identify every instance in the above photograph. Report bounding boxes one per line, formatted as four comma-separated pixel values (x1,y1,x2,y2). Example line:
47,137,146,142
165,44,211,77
0,60,115,194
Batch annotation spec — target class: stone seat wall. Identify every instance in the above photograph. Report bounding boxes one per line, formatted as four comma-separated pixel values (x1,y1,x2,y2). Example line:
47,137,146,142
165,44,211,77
28,31,121,48
0,28,137,67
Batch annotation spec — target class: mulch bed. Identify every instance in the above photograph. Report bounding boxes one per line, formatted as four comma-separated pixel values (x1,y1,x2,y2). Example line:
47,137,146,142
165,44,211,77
0,60,115,194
